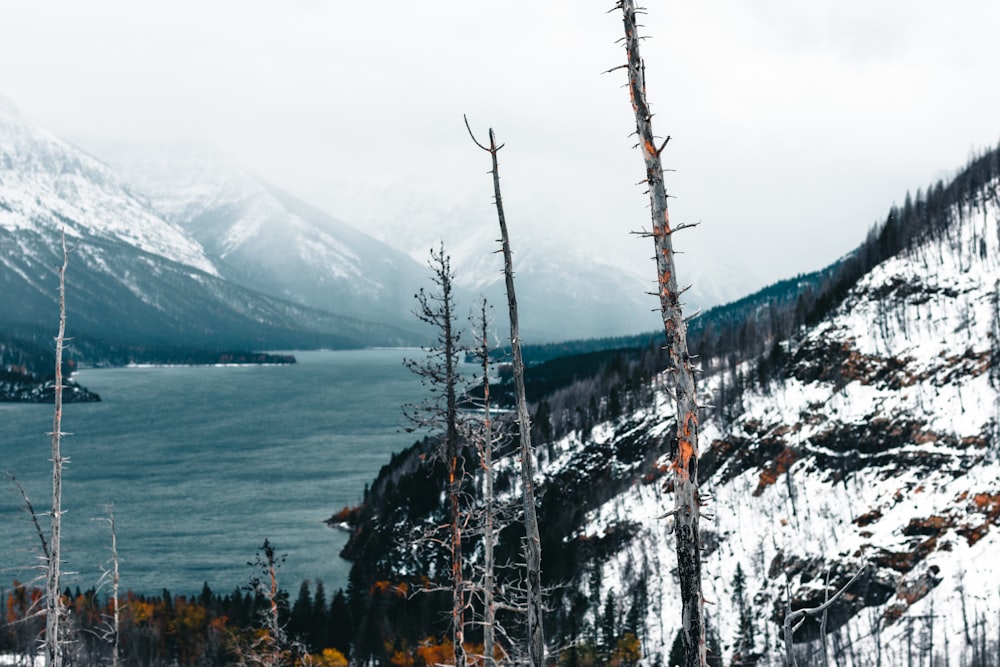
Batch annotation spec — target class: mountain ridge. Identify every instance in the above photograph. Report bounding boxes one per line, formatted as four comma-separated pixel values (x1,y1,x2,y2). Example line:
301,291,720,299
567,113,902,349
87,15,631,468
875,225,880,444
0,99,426,353
109,145,433,330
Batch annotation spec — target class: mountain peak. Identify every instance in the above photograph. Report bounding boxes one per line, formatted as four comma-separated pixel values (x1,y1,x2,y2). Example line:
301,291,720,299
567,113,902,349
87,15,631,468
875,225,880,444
0,95,218,276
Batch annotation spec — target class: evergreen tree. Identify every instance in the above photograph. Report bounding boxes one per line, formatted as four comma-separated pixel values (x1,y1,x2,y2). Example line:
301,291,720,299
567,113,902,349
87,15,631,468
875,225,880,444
289,581,312,647
732,563,755,663
310,580,328,650
328,590,353,658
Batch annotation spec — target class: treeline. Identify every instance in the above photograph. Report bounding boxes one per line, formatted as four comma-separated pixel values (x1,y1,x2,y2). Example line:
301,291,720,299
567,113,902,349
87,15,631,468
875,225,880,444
1,579,352,667
0,332,100,402
0,328,295,402
488,333,660,367
66,337,298,367
0,331,79,381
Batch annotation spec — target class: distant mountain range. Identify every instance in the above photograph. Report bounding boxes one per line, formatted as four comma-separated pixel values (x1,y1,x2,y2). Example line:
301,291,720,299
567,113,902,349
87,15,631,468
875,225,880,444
323,182,751,341
0,98,422,354
110,146,431,330
1,95,721,364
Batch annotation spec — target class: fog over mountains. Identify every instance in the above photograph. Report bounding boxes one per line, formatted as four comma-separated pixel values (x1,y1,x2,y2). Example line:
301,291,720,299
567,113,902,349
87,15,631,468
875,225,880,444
0,97,420,351
1,94,738,349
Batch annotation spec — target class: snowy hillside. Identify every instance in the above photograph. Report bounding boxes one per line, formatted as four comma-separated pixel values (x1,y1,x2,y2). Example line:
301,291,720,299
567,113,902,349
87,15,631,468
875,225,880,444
0,99,421,350
561,169,1000,663
339,151,1000,665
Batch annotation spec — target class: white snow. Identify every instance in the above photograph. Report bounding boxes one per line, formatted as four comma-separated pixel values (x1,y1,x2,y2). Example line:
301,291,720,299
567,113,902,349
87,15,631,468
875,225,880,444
0,100,218,276
528,178,1000,664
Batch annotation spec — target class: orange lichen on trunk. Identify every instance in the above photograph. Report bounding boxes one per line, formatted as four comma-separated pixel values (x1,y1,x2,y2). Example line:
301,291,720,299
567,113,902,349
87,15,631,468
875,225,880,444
679,412,698,464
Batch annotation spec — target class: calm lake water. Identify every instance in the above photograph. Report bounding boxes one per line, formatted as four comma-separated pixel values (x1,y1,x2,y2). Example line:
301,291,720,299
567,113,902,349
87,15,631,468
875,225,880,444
0,349,436,597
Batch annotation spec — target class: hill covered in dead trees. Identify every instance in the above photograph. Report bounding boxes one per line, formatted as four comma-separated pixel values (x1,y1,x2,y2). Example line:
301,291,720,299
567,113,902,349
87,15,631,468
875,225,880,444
336,144,1000,666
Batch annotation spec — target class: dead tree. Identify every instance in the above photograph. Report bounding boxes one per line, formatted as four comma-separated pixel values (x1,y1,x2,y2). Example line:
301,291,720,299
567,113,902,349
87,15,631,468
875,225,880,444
241,539,307,667
464,299,532,665
782,565,866,667
47,231,70,667
404,243,468,667
470,299,498,666
614,3,706,664
95,504,121,667
7,473,49,658
465,116,545,667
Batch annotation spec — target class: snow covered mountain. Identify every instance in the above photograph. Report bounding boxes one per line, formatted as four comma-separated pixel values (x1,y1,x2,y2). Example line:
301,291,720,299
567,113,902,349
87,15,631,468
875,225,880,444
111,146,432,330
0,97,216,275
339,148,1000,665
115,151,702,342
317,183,751,341
0,98,420,350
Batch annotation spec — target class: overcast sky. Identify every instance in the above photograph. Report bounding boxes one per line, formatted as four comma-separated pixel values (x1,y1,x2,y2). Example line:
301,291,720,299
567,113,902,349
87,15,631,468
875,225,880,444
3,1,1000,303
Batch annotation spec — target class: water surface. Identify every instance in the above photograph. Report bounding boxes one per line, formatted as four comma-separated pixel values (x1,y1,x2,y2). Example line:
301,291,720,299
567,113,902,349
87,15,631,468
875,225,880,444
0,349,432,596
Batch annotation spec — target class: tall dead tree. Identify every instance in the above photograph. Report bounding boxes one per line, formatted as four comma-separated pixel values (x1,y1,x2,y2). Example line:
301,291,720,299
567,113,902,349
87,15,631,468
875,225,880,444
404,243,468,667
465,299,509,667
465,117,545,667
46,232,70,667
615,3,707,665
96,504,121,667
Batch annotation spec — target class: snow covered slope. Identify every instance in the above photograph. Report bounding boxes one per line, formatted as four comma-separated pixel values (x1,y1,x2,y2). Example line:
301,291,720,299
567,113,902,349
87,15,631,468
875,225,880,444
558,169,1000,664
0,96,216,275
340,152,1000,665
112,146,430,330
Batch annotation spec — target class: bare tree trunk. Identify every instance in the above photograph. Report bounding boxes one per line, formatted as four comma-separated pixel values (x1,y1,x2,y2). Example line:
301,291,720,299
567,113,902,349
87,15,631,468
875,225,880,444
107,504,120,667
474,300,498,667
616,3,704,664
450,449,467,667
465,117,545,667
437,243,465,667
46,232,69,667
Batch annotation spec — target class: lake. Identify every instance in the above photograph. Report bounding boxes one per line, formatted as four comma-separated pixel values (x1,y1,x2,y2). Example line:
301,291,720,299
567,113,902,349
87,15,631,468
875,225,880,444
0,348,438,597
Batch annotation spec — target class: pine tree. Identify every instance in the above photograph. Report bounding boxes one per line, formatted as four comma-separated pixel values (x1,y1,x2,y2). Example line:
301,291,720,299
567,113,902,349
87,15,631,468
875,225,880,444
732,563,755,663
310,580,328,651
